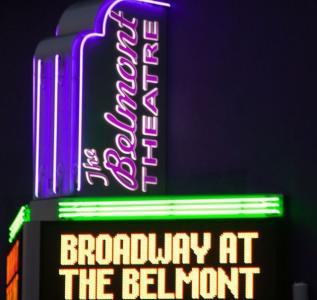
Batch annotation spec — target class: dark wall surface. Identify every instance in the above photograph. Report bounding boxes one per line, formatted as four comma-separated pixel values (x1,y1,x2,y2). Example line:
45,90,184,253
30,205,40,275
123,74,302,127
1,0,317,298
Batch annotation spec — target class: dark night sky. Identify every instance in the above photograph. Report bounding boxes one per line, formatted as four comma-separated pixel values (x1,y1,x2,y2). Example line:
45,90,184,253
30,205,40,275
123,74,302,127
1,0,317,299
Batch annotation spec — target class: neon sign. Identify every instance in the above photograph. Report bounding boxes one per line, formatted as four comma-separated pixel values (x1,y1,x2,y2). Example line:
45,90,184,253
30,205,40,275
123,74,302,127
34,0,169,199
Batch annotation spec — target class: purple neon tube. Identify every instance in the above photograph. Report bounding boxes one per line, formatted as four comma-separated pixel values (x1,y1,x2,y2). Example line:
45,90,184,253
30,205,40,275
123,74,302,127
53,55,59,194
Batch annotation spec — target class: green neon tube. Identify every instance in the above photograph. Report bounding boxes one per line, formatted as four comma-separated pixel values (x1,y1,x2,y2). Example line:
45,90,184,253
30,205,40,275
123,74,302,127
58,195,281,206
58,203,280,213
58,194,283,220
59,209,281,217
8,205,31,243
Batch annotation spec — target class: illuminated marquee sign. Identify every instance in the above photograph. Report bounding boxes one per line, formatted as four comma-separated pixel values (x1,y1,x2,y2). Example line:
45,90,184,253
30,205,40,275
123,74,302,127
39,219,284,300
6,240,21,300
34,0,169,199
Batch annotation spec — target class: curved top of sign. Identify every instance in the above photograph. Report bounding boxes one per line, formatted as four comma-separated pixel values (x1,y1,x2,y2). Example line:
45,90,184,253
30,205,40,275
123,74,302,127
56,0,171,35
33,0,169,199
35,0,170,57
56,1,103,36
56,0,170,36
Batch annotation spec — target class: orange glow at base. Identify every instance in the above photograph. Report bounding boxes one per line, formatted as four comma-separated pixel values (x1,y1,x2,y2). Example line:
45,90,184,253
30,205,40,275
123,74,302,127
6,240,19,285
6,274,19,300
6,240,20,300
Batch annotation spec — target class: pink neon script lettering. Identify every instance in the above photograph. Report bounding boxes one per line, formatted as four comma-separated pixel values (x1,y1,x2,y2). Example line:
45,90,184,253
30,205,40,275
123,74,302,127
102,10,139,190
116,56,138,83
103,148,138,191
85,171,109,186
117,80,137,98
83,149,102,171
116,30,138,64
110,10,138,35
116,133,137,160
105,111,136,136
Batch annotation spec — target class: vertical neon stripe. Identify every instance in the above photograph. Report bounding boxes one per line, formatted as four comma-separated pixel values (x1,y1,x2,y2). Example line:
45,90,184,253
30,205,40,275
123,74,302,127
53,55,59,194
35,60,42,198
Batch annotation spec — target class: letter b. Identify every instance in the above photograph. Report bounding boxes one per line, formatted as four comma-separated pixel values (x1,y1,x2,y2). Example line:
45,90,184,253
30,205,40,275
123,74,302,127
122,269,140,299
61,234,78,265
103,148,138,191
